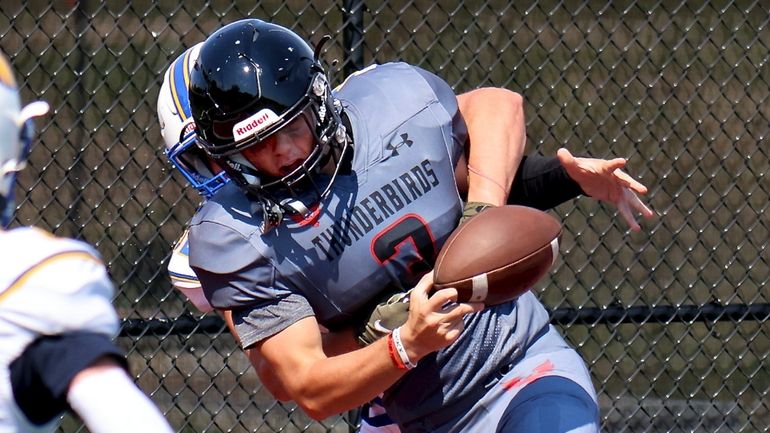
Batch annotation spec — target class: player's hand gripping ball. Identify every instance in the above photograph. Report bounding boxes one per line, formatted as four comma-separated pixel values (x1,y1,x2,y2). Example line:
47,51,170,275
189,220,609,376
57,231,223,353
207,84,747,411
434,205,562,305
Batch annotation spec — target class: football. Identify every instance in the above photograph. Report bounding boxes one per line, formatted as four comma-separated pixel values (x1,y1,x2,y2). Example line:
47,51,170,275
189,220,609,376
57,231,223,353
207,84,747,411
433,205,562,305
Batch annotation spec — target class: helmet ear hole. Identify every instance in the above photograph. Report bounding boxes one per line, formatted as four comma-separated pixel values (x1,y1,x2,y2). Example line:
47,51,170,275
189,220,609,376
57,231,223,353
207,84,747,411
312,74,327,97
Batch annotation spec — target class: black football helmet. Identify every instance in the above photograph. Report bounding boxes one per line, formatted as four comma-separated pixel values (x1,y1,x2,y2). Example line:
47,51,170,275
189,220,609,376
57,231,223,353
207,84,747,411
189,19,348,232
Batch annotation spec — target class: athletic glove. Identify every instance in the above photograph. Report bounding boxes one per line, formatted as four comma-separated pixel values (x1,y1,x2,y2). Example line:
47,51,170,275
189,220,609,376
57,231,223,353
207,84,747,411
459,201,496,225
356,290,410,347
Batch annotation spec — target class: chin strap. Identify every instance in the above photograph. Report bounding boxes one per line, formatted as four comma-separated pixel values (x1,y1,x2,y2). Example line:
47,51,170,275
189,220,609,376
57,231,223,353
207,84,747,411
253,197,284,235
253,196,311,235
281,198,310,216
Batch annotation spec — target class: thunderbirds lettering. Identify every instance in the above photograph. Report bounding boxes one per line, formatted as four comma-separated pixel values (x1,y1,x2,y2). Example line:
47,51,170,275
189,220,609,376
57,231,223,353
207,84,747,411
311,158,439,261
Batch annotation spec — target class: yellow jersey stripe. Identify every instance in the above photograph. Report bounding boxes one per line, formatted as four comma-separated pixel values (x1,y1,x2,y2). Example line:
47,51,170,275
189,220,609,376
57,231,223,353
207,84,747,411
170,274,200,284
182,48,192,95
0,251,103,304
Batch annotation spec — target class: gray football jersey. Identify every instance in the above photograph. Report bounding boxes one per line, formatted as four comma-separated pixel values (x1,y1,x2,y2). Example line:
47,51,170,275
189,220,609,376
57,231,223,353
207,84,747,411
190,63,465,331
188,62,551,429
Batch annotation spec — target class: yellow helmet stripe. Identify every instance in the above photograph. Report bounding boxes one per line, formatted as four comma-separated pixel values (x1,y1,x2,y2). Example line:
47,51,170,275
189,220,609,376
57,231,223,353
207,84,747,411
169,49,193,122
0,55,17,89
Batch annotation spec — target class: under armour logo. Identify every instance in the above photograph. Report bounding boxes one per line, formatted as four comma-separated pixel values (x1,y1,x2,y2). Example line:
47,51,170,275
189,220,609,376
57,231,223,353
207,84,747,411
386,133,413,157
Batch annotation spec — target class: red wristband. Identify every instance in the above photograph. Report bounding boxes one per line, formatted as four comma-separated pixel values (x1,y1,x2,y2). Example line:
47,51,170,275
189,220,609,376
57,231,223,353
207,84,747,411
387,333,408,370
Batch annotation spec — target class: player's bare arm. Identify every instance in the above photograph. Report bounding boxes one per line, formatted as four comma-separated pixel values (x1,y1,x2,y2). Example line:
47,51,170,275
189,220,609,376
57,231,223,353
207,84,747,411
453,87,653,230
455,88,526,206
252,272,482,420
66,356,173,433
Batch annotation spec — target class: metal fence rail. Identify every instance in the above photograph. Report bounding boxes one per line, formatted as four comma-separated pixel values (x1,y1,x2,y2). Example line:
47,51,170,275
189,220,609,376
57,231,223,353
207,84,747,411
2,1,768,432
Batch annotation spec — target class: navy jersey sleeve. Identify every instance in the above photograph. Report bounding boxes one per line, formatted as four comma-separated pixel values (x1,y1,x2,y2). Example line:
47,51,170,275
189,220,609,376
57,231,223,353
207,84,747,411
188,187,317,346
191,232,278,310
193,256,315,349
9,332,128,425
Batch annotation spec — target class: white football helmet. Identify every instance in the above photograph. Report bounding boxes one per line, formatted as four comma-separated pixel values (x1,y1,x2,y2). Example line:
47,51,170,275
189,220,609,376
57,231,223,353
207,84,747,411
158,43,228,198
0,53,49,227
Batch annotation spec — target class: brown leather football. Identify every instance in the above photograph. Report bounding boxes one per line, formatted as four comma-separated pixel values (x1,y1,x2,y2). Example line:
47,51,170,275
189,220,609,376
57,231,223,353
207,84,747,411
433,205,561,305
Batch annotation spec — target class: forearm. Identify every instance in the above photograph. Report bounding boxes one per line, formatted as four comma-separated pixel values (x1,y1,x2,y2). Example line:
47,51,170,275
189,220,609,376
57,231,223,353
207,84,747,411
227,307,363,402
321,327,360,356
257,318,409,420
457,88,526,205
508,154,584,209
254,276,471,420
67,360,173,433
303,343,403,418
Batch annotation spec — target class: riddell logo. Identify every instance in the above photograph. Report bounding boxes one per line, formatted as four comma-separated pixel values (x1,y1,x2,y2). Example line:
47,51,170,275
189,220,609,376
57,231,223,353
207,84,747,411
233,109,279,141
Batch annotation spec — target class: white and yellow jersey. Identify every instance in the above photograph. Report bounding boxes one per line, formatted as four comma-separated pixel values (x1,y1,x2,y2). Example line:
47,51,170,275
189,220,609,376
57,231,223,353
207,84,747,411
0,227,119,432
168,228,212,313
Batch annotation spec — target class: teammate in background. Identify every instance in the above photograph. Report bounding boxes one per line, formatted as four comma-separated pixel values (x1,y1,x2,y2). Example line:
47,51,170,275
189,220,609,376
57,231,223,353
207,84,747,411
0,53,174,433
159,43,227,314
185,19,653,433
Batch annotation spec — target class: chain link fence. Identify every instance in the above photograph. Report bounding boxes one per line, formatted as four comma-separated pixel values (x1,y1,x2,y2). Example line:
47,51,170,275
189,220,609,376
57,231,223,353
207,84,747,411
2,0,768,431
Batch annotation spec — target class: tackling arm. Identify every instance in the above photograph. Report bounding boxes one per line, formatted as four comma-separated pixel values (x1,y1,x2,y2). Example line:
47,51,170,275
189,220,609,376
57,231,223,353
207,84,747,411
455,88,526,206
10,333,172,433
453,89,653,230
508,150,654,230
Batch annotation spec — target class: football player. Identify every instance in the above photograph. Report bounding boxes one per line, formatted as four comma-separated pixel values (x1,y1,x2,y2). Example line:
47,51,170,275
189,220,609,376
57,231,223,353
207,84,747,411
171,20,647,431
185,19,652,433
0,52,173,433
157,41,529,433
158,42,407,432
157,40,560,432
